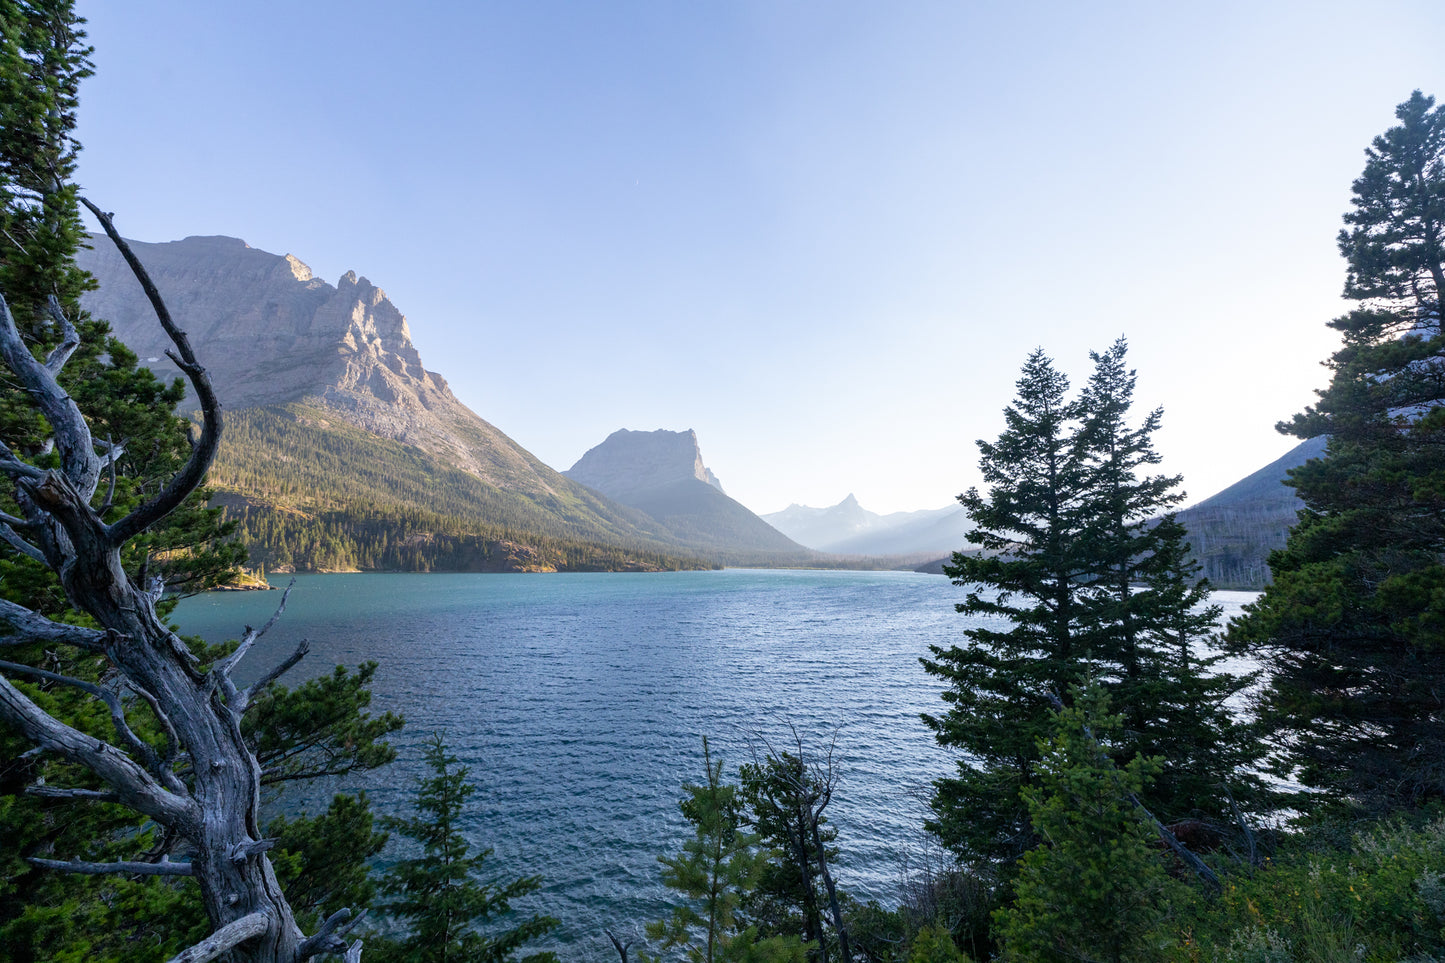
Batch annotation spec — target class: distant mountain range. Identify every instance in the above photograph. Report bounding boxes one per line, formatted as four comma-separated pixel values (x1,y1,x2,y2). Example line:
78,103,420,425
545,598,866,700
763,494,971,557
77,235,803,572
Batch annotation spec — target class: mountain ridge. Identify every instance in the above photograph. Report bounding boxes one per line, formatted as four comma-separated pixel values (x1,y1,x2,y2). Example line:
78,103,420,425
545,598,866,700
74,235,751,569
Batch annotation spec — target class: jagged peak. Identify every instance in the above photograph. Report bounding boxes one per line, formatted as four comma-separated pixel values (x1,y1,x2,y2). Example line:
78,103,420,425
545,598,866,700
284,254,313,282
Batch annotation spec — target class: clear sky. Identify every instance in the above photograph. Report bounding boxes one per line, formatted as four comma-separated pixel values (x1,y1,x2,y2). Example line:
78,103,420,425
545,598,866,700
72,1,1445,516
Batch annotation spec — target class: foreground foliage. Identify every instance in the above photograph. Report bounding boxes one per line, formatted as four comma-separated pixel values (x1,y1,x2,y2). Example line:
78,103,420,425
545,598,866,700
646,739,809,963
370,734,558,963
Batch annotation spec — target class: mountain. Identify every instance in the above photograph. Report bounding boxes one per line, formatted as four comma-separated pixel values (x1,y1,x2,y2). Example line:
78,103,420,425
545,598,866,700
764,494,971,556
1174,436,1325,589
76,234,713,572
565,429,808,560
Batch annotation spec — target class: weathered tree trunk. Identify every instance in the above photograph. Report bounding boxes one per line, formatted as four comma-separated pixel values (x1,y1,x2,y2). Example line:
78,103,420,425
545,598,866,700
0,209,360,962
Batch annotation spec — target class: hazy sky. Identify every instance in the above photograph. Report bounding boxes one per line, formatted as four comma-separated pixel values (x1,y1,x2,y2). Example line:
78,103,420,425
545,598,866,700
73,1,1445,515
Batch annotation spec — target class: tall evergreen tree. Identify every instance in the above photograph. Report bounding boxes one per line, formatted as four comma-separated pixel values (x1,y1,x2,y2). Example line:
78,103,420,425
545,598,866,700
1075,339,1263,822
370,734,557,963
923,344,1258,872
1229,91,1445,810
921,349,1089,866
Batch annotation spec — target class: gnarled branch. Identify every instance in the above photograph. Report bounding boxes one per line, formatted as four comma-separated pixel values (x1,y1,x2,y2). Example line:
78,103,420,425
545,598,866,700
164,910,270,963
0,672,195,829
25,784,119,803
0,522,45,562
27,856,193,876
297,907,367,960
41,295,79,374
212,580,294,706
81,200,224,546
238,638,309,713
0,599,110,651
0,657,163,777
0,291,102,498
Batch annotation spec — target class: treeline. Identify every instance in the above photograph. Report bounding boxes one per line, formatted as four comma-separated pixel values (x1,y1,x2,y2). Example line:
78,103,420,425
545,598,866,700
226,499,713,573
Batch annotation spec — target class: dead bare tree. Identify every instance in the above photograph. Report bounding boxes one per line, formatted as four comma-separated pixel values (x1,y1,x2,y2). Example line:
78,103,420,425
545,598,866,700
745,726,853,963
0,205,363,963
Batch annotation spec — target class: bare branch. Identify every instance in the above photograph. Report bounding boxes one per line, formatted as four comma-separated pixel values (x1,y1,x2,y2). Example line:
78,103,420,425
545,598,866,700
0,657,161,774
164,911,270,963
0,522,46,562
213,580,294,684
41,295,79,374
228,837,277,862
125,680,184,790
25,784,120,803
0,599,109,651
0,292,102,497
81,200,224,546
99,435,119,514
0,440,47,483
27,856,193,877
297,907,368,960
0,672,195,830
606,928,635,963
238,638,309,712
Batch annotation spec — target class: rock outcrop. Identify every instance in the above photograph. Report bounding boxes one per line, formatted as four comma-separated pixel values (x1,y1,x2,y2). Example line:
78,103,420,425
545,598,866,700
566,429,724,498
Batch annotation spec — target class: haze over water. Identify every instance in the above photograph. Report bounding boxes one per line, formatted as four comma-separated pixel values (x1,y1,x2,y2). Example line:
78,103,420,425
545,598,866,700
172,570,1257,960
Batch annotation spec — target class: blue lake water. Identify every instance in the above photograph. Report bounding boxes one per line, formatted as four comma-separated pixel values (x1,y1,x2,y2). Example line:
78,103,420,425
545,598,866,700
170,570,1257,960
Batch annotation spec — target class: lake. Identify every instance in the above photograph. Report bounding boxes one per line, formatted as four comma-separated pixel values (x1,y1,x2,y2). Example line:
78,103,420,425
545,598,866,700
171,570,1257,960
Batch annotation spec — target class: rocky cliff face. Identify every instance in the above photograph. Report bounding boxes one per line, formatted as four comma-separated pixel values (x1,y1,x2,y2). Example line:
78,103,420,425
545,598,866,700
565,428,725,499
77,234,554,491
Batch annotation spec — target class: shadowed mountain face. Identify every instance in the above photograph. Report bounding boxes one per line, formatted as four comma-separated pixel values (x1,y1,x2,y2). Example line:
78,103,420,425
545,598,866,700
1175,436,1326,589
763,494,971,556
73,235,744,566
565,429,807,558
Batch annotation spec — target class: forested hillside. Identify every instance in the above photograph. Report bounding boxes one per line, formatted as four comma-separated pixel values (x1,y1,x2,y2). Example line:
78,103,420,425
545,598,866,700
209,405,712,572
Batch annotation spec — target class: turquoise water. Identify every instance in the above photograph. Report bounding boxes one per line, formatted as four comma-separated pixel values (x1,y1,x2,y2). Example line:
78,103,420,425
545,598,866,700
171,571,1256,960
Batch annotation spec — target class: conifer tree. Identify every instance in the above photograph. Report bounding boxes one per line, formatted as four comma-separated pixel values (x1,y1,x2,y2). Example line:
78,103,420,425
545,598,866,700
1229,90,1445,810
646,739,808,963
921,349,1089,866
923,344,1259,871
1074,339,1264,822
370,734,558,963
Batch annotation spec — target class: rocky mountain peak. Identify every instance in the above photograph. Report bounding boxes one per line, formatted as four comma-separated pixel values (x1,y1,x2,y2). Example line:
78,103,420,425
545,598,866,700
79,233,447,411
565,428,725,498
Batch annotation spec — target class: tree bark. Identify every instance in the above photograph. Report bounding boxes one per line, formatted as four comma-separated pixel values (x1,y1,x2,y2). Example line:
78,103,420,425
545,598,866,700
0,212,342,961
